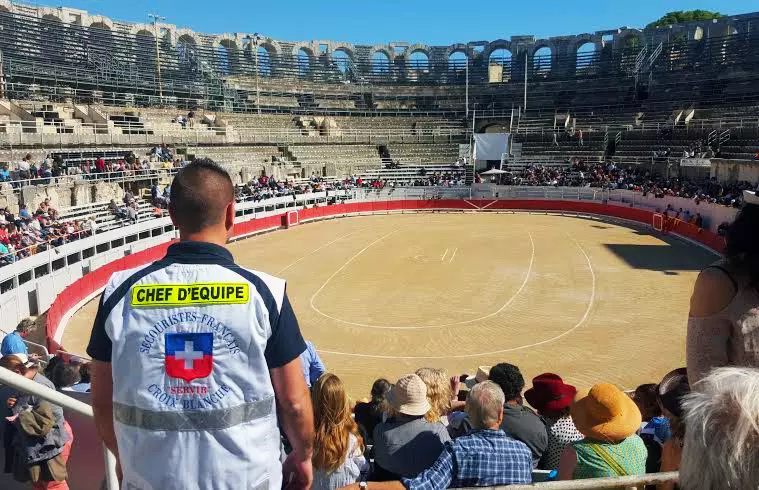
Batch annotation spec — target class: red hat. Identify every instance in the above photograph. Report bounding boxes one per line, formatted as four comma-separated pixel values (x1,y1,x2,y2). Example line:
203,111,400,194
524,373,577,413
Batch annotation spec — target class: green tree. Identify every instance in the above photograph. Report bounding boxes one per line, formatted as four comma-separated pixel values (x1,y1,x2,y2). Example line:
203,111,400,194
646,10,723,29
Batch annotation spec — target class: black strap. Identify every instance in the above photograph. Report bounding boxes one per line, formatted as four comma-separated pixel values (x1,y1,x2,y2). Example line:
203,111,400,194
708,265,739,292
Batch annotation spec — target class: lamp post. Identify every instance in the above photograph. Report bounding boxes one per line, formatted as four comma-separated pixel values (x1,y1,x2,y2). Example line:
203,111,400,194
148,13,166,100
252,33,262,115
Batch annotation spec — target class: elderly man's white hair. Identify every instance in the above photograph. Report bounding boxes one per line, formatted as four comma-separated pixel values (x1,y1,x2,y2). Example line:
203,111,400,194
466,380,505,429
680,367,759,490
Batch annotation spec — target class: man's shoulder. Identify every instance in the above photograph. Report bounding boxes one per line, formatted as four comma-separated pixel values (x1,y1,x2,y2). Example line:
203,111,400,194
222,265,287,304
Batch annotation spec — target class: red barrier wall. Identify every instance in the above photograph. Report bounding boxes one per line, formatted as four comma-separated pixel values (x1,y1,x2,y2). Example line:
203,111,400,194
46,199,724,354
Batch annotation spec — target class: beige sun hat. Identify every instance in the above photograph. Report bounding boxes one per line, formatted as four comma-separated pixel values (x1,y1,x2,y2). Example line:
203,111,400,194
387,374,431,416
464,366,492,389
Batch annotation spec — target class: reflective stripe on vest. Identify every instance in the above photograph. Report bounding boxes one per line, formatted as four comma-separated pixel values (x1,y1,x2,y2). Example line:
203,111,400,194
113,397,273,431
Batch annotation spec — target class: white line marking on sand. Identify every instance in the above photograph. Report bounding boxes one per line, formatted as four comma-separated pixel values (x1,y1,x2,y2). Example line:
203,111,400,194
320,234,596,358
276,230,362,275
448,247,458,264
311,233,535,330
441,248,449,262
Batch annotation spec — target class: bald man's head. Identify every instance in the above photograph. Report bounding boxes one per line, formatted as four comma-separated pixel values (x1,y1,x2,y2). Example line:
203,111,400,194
169,159,234,234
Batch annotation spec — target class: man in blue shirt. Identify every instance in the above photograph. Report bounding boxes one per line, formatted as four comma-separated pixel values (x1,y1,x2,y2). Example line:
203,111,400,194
341,381,533,490
1,317,35,356
300,340,326,387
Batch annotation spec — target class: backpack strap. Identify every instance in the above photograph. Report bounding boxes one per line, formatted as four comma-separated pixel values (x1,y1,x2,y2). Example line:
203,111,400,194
588,443,628,477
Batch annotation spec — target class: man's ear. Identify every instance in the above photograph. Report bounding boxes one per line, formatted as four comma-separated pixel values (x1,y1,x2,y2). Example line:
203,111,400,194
168,205,178,228
225,201,235,233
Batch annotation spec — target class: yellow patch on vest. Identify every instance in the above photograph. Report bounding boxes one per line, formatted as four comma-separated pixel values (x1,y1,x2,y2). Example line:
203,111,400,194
131,283,250,307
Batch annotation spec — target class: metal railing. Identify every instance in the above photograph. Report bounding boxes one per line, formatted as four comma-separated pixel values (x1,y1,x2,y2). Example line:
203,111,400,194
0,364,119,490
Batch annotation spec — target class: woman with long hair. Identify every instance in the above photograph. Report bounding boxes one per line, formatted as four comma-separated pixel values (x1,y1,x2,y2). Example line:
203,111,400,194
415,368,451,425
687,191,759,384
353,378,391,445
312,373,367,490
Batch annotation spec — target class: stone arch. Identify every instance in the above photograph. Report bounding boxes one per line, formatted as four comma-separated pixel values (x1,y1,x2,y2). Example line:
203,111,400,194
447,50,468,71
88,18,114,31
371,48,391,74
692,26,704,41
215,38,239,74
532,44,552,75
176,30,202,48
444,44,471,62
408,50,429,71
575,40,598,71
41,13,62,22
89,20,114,54
617,30,643,52
481,40,512,61
332,47,353,73
135,29,156,70
0,4,10,13
177,33,199,66
488,47,512,83
295,46,314,78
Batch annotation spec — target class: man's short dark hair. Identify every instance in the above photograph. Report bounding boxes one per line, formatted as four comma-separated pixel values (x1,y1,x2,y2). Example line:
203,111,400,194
169,158,234,234
52,363,81,390
489,363,525,401
16,317,35,335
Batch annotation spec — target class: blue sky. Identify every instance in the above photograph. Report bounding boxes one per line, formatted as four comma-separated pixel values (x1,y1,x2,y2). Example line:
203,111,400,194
61,0,754,45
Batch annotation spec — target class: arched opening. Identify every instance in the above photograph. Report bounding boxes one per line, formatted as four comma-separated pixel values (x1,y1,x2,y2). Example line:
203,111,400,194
409,50,429,71
135,30,156,73
533,46,552,76
256,46,272,76
488,48,512,82
177,34,198,68
217,40,238,74
575,42,596,71
297,48,311,78
40,14,63,62
332,49,351,73
89,22,113,55
693,26,704,41
372,51,390,74
448,51,467,71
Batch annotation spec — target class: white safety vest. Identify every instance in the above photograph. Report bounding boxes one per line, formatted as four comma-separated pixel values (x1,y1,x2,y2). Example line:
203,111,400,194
97,242,291,490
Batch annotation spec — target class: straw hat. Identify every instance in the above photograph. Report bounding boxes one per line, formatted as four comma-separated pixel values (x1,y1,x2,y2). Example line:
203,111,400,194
464,366,491,389
387,374,430,417
524,373,577,413
571,383,642,442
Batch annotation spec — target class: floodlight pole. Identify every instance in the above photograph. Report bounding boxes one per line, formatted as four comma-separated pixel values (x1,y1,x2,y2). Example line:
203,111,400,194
253,33,262,115
523,50,528,112
465,58,469,119
149,13,166,100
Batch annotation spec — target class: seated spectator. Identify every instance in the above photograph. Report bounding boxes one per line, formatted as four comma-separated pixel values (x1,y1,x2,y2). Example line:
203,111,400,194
1,317,35,356
312,373,368,490
656,368,689,490
524,373,583,470
373,374,450,479
345,381,532,490
680,367,759,490
51,362,81,391
0,354,73,489
634,383,669,479
300,340,326,388
415,368,451,426
488,363,548,467
558,383,647,480
68,361,91,393
354,378,392,445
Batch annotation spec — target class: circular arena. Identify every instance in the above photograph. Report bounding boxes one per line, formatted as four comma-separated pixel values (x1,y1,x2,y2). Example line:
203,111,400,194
62,211,715,397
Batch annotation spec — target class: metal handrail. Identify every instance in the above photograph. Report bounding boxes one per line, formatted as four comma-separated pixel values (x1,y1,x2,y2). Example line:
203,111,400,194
0,365,119,490
508,471,678,489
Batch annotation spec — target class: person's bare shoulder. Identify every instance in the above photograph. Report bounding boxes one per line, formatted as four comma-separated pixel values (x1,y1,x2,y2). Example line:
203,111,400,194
689,267,737,317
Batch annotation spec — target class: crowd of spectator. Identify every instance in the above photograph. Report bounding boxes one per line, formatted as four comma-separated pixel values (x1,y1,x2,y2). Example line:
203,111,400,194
486,160,756,208
274,340,759,490
0,199,96,265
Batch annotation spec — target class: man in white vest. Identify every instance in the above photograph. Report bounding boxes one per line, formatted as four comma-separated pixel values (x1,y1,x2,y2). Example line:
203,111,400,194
88,158,314,490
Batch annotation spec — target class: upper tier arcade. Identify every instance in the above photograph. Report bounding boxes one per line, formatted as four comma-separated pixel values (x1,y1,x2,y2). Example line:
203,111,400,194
0,0,756,87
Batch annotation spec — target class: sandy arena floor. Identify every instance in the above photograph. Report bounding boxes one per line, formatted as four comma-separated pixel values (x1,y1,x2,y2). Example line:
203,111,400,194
63,213,716,399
